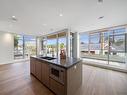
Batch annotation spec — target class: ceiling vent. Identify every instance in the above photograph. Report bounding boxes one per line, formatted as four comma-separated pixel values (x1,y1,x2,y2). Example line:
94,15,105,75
98,16,104,19
98,0,103,3
11,17,17,21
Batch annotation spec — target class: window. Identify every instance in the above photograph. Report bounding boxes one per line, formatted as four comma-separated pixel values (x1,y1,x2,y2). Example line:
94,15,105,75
47,35,57,57
109,28,126,64
58,37,66,57
102,31,109,50
14,35,24,59
110,28,126,35
41,38,47,56
89,33,101,54
14,35,36,59
80,33,89,56
90,33,100,44
41,32,72,58
24,36,36,58
110,35,125,52
80,27,127,68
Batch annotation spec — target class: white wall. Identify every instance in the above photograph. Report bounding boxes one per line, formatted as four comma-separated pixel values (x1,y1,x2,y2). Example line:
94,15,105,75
0,32,14,64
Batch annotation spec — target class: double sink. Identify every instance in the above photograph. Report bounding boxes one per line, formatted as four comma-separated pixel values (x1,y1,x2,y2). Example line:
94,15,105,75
40,56,56,60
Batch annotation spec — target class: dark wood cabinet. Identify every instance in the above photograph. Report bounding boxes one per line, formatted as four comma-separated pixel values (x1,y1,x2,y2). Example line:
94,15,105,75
35,60,42,81
30,57,65,95
41,62,49,87
30,57,82,95
30,58,36,76
50,78,65,95
30,58,49,87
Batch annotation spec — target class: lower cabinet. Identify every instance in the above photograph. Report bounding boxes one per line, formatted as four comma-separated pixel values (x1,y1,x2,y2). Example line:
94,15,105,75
30,58,50,87
41,62,50,88
30,57,65,95
35,61,42,81
50,78,65,95
30,58,36,76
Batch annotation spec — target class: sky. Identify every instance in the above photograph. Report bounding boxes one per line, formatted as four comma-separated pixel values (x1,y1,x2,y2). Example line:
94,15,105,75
47,37,66,45
80,34,89,43
17,35,36,46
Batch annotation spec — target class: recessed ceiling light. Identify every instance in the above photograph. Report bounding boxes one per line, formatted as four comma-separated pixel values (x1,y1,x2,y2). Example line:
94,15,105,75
12,15,16,18
59,13,63,17
10,15,17,21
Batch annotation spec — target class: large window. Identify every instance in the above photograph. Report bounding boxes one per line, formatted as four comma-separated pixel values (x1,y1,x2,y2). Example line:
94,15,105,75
89,33,101,54
80,27,127,68
14,35,24,59
80,33,89,56
109,28,126,64
47,37,57,57
24,36,37,58
41,37,47,56
41,32,72,58
14,35,36,59
58,37,66,57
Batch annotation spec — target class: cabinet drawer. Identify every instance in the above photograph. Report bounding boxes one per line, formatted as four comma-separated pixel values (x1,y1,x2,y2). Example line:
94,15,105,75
50,78,65,95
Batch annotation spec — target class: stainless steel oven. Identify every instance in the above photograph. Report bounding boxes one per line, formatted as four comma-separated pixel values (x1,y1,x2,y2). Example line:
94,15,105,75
49,64,65,84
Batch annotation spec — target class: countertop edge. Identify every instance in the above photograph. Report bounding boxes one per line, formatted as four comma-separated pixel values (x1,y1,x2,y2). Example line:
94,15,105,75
30,56,82,69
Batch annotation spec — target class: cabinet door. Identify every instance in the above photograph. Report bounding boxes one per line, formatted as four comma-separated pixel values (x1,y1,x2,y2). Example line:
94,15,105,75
41,62,45,83
41,63,49,87
35,61,42,81
44,63,50,87
30,58,36,76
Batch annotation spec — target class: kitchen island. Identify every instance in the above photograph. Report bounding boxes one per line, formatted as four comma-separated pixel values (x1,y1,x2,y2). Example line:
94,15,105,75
30,56,82,95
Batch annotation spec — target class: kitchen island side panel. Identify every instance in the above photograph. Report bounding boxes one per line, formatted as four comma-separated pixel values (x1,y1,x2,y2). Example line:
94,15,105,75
67,62,82,95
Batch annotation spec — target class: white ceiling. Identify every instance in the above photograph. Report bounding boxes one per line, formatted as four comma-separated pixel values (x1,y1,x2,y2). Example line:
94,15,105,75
0,0,127,36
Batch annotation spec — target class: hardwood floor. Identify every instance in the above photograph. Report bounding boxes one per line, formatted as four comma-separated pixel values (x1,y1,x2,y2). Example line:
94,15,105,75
0,61,54,95
0,61,127,95
75,65,127,95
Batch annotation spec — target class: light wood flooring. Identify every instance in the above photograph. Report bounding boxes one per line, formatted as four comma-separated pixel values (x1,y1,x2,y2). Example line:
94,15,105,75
0,61,127,95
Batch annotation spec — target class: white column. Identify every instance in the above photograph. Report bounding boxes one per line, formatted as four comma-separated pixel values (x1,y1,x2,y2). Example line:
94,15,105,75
125,27,127,67
73,32,80,58
66,29,70,57
56,34,59,58
125,52,127,68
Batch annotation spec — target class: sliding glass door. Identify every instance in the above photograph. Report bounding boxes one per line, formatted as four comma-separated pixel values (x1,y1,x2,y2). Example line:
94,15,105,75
24,36,36,58
80,32,109,64
41,31,73,58
47,35,57,57
80,27,127,69
14,35,24,59
14,35,37,59
80,33,89,57
108,28,126,67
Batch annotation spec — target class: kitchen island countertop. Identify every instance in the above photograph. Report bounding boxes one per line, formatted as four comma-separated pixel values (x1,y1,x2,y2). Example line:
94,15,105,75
31,56,82,69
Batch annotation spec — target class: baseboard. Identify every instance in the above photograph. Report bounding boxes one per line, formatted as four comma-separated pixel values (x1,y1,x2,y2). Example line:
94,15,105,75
0,58,29,65
83,62,127,73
